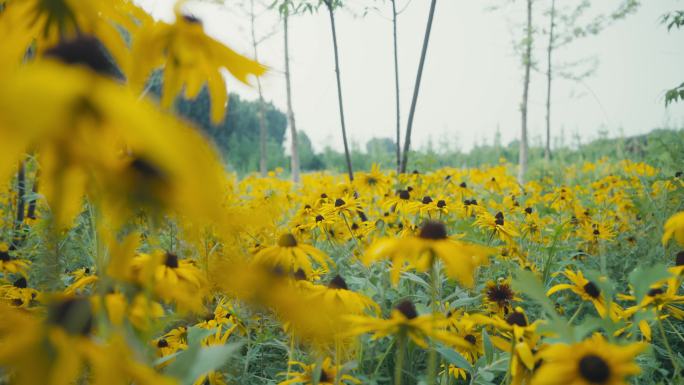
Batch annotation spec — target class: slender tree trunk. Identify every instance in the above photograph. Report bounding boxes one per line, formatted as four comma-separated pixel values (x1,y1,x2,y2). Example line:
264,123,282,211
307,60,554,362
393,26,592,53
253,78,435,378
399,0,437,174
26,168,39,220
14,160,26,234
544,0,555,163
391,0,401,174
324,0,354,181
283,12,301,182
518,0,533,184
250,0,268,177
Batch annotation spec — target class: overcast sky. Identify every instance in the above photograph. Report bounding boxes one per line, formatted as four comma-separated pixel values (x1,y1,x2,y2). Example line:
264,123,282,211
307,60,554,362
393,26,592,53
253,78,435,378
137,0,684,153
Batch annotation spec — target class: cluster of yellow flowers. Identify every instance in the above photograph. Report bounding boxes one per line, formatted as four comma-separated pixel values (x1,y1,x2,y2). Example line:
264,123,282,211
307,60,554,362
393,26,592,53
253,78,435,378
1,1,684,385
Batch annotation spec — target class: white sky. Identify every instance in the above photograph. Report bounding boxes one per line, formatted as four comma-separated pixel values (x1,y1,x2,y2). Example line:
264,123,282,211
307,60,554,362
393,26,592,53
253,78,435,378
136,0,684,153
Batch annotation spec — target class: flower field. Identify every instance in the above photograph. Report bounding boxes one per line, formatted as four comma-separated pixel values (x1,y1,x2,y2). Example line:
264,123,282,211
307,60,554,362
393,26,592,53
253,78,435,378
1,1,684,385
2,151,684,385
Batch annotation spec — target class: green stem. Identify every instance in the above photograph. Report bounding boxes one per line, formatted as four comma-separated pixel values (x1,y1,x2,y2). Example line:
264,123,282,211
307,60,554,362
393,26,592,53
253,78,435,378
568,302,584,325
656,310,680,379
394,333,406,385
373,339,396,377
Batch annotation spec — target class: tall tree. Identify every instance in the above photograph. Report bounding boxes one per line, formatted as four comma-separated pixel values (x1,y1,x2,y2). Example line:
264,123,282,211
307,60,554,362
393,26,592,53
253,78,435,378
399,0,437,173
518,0,533,183
390,0,401,173
544,0,555,162
248,0,269,176
542,0,640,162
321,0,354,181
282,7,301,182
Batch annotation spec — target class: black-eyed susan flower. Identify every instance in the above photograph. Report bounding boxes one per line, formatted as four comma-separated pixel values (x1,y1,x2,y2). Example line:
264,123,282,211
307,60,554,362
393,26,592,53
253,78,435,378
474,211,520,244
252,233,333,277
363,220,493,286
483,278,519,316
307,274,379,316
547,270,610,317
346,300,468,349
0,243,29,276
130,2,265,123
532,334,646,385
278,357,360,385
0,0,148,74
128,250,207,312
663,211,684,248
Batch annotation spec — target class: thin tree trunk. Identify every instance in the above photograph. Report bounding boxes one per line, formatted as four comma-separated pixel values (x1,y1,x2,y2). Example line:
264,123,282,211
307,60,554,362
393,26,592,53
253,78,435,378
26,168,39,220
14,160,26,235
250,0,268,177
324,0,354,181
518,0,533,183
544,0,555,163
399,0,437,174
284,12,301,182
391,0,401,174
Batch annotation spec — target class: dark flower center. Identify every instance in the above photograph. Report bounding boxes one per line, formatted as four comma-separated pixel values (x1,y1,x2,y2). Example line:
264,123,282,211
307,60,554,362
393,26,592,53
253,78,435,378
130,157,166,181
11,299,23,306
396,300,418,320
13,277,27,289
398,190,410,200
579,354,611,383
495,212,505,226
647,287,664,297
676,251,684,266
315,215,325,222
583,282,601,298
422,196,433,204
157,338,169,348
524,207,533,214
506,312,527,327
437,200,447,208
183,14,202,24
334,198,346,207
460,182,467,188
294,269,307,281
367,177,378,185
419,221,448,240
47,298,94,336
487,283,514,305
278,234,298,247
0,250,10,261
465,334,477,345
320,193,328,199
319,369,330,383
328,275,348,290
164,253,179,268
44,36,120,78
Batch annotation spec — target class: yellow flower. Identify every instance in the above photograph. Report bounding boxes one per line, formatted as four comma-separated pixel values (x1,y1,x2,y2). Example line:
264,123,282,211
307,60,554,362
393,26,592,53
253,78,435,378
252,233,333,277
663,211,684,247
0,53,233,233
0,243,30,276
532,334,645,385
131,3,265,123
278,357,360,385
363,220,493,286
306,274,379,316
129,251,207,312
346,300,468,349
0,0,149,74
474,210,520,244
547,270,610,317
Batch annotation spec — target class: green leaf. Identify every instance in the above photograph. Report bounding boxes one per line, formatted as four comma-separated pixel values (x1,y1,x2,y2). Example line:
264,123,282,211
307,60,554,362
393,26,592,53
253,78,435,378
165,327,241,385
437,346,474,373
482,329,494,365
512,269,557,319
